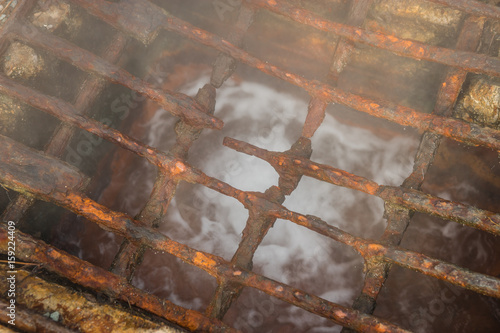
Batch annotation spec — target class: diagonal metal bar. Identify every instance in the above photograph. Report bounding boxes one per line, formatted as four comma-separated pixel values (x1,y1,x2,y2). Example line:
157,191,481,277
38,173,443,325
270,204,500,298
223,137,500,235
0,155,412,333
110,4,255,283
0,134,89,196
1,32,128,223
206,137,311,319
0,225,236,333
0,74,174,169
2,134,499,324
9,20,223,130
249,0,500,78
205,0,351,317
303,0,372,138
1,1,499,331
343,16,488,324
70,0,500,151
110,84,217,280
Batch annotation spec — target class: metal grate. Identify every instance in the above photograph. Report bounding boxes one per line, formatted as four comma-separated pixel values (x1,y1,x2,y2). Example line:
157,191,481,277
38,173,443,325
0,0,499,332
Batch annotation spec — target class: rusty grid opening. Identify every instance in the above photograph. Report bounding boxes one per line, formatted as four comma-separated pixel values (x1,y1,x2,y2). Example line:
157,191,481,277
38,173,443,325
0,0,499,332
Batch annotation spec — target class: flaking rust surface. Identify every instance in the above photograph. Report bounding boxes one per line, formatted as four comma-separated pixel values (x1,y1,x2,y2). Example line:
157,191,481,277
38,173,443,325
0,270,178,333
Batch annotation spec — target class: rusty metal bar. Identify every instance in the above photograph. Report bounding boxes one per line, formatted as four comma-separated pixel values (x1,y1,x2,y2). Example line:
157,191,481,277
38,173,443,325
2,130,499,328
161,13,500,151
271,205,500,298
303,0,372,138
1,1,498,331
223,137,500,235
69,0,500,151
110,84,217,280
0,74,173,169
108,169,177,278
0,139,411,332
197,184,500,298
44,33,130,156
210,4,255,89
0,226,232,333
249,0,500,78
343,16,489,324
0,134,88,196
9,20,223,130
206,137,312,319
328,0,373,83
1,32,128,224
383,247,500,296
110,4,255,283
426,0,500,20
0,199,410,332
5,126,498,301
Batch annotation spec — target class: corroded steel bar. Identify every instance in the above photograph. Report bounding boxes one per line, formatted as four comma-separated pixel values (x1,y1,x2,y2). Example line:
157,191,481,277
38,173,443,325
23,196,405,331
346,16,488,322
384,247,500,297
303,0,372,138
110,84,217,280
70,0,500,150
0,227,233,333
0,194,34,224
250,0,500,78
426,0,500,20
223,137,500,235
112,4,255,282
271,208,500,298
223,137,379,195
0,74,172,169
207,138,311,319
327,0,372,84
10,21,223,130
1,33,128,224
2,137,499,302
158,13,500,151
45,33,130,156
207,3,297,319
1,207,408,333
402,16,485,187
216,266,411,333
109,170,178,278
210,4,255,88
0,134,88,196
0,149,409,331
378,186,500,234
302,97,327,138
